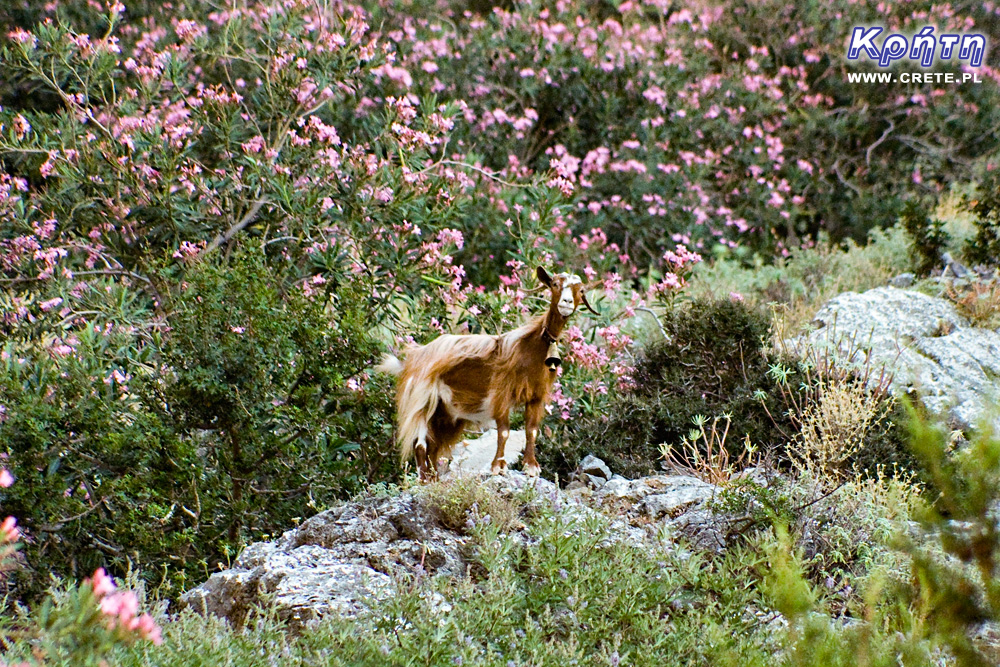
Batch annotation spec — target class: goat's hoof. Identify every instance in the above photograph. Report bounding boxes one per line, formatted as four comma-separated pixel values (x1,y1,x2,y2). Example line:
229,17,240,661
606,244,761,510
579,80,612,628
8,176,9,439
490,461,507,475
523,463,540,478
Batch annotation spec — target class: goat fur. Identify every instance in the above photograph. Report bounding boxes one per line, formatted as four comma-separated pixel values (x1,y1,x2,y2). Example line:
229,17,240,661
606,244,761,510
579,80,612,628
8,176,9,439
378,268,593,479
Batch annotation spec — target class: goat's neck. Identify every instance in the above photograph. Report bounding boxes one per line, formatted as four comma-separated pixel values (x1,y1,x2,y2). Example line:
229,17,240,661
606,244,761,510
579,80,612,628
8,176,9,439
540,305,569,342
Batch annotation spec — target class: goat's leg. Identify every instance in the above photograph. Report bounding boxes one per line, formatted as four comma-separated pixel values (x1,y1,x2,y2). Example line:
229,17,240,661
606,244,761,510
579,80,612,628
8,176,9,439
415,441,432,481
523,399,545,478
415,423,432,482
490,412,510,475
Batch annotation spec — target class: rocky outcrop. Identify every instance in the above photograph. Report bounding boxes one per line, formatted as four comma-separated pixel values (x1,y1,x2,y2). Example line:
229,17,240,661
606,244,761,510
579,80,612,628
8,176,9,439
180,458,727,627
795,286,1000,430
180,492,469,628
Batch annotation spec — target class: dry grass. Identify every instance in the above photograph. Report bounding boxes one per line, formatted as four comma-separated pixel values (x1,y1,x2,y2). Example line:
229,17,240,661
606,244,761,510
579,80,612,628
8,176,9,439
687,225,915,338
790,380,891,480
947,275,1000,329
419,475,522,534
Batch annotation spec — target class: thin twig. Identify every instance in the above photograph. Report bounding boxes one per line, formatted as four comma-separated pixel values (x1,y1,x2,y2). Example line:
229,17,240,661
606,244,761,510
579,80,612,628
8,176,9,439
635,307,668,339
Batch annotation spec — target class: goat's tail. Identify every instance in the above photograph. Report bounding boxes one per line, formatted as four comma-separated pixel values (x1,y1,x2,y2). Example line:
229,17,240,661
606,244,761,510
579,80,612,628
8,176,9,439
395,374,439,463
375,354,404,376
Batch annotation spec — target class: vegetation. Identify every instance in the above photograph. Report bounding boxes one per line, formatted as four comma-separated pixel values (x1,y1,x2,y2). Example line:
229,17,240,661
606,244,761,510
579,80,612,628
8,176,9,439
1,0,999,662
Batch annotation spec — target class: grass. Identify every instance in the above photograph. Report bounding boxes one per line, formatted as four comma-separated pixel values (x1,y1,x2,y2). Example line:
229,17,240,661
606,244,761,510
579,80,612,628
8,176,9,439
0,468,938,667
92,505,774,667
687,225,916,334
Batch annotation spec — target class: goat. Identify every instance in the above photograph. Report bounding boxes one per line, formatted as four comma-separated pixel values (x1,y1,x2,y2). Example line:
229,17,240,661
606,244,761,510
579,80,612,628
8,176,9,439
377,267,597,480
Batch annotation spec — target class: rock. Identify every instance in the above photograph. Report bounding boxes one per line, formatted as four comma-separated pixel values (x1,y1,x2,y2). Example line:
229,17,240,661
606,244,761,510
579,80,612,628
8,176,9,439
795,286,1000,430
596,474,715,504
578,454,612,481
888,272,915,288
639,478,717,519
942,251,971,279
179,493,471,628
444,429,526,478
180,471,729,627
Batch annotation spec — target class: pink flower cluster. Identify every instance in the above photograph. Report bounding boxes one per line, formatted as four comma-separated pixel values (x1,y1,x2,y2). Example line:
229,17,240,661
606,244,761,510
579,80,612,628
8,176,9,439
86,568,163,646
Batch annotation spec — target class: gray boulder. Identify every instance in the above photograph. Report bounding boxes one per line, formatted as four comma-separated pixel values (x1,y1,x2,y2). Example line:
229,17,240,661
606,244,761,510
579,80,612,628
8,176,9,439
179,493,469,628
180,471,731,626
796,286,1000,430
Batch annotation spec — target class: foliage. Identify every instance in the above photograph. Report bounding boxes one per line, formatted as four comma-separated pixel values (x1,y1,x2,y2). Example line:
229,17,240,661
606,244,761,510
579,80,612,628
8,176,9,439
900,200,949,276
0,569,162,666
947,276,1000,330
418,475,523,534
363,0,1000,264
790,380,890,480
687,224,915,332
560,297,790,479
11,496,772,667
660,414,759,485
900,411,1000,666
0,470,160,666
768,332,915,479
0,0,551,598
964,170,1000,267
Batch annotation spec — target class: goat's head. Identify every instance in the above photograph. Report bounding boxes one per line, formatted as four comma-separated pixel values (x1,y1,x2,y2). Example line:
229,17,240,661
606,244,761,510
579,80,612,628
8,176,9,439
536,267,599,318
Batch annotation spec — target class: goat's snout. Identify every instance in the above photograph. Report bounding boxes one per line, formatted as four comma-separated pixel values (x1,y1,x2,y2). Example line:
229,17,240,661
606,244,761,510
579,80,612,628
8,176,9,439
557,287,575,316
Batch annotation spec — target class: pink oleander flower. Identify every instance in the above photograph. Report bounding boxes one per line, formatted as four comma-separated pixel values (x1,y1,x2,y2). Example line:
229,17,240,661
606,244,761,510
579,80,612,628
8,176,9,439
87,567,116,598
8,28,37,48
99,588,162,643
0,469,12,488
40,297,63,312
1,516,19,543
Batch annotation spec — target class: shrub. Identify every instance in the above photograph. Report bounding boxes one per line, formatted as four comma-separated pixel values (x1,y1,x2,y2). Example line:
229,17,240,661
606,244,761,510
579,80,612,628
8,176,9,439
947,278,1000,330
899,200,949,276
365,0,1000,263
419,476,523,535
790,379,890,480
964,170,1000,267
549,297,791,479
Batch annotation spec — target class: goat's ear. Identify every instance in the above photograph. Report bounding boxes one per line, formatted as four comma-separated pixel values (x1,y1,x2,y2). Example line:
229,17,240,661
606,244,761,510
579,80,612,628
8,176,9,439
536,266,553,287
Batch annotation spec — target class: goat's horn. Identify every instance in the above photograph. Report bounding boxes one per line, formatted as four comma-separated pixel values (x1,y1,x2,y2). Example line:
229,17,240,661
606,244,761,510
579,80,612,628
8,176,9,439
580,291,600,316
523,285,548,294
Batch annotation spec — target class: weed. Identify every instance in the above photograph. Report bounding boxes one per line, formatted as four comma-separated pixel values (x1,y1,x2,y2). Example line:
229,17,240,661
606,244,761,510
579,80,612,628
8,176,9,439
418,476,522,534
900,200,950,275
946,275,1000,329
660,414,759,485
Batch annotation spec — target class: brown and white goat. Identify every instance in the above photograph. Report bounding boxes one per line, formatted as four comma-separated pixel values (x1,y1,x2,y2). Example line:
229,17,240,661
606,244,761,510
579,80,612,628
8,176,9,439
377,267,597,480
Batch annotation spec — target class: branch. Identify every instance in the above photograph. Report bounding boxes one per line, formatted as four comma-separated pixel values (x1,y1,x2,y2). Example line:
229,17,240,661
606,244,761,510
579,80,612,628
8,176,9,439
865,119,895,166
206,197,269,253
635,307,669,340
431,159,533,189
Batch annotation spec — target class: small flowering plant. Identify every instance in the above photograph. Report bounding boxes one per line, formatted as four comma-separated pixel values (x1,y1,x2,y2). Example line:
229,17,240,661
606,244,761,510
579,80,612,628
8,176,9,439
1,467,161,665
4,568,162,666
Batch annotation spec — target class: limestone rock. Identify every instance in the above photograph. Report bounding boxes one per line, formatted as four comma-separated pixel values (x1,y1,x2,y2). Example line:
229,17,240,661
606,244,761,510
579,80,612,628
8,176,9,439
639,478,718,519
578,454,612,481
180,471,730,626
796,286,1000,430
